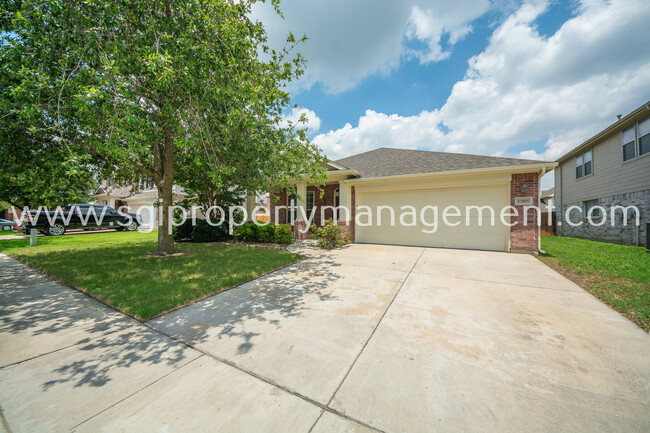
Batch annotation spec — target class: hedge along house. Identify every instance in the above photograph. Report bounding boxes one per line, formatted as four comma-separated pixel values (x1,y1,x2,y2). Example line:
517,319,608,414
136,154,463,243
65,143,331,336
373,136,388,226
269,148,557,254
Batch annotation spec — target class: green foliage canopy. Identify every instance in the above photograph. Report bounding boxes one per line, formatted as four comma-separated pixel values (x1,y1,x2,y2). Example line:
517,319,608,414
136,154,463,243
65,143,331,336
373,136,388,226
1,0,326,253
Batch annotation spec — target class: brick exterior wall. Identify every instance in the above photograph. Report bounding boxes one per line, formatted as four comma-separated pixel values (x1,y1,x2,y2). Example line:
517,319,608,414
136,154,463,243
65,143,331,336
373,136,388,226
307,184,339,226
2,208,21,221
270,189,288,224
510,173,539,252
270,184,350,242
556,189,649,247
270,184,342,226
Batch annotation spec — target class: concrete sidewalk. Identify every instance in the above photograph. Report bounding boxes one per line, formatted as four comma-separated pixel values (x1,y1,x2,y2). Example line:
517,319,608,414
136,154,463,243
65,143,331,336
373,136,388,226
0,254,332,433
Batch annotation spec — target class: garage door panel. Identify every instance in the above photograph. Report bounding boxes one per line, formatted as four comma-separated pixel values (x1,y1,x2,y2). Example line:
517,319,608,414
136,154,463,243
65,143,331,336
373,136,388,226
356,184,509,251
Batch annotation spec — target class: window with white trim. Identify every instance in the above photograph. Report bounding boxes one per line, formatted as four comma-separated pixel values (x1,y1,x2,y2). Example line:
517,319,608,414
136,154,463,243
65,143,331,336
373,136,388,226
575,148,592,179
639,114,650,156
306,191,315,216
622,125,636,161
583,199,601,218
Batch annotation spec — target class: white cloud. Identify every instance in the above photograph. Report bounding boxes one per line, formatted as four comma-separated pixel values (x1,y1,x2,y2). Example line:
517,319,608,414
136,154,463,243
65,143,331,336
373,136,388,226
406,1,490,63
280,107,321,133
314,110,445,157
313,0,650,168
252,0,491,93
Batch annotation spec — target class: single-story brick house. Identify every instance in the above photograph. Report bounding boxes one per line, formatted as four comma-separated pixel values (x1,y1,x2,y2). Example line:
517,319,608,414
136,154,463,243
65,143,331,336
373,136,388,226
270,148,557,254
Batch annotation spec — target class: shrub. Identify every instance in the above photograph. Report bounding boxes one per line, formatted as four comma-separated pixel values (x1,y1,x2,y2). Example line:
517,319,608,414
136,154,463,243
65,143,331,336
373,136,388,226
191,219,228,243
257,222,276,242
274,224,293,244
172,219,194,241
233,221,259,242
310,219,350,249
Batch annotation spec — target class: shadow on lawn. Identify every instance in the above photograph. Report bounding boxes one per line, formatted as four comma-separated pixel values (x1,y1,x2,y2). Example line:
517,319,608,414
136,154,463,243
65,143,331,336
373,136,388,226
0,255,193,390
147,255,344,354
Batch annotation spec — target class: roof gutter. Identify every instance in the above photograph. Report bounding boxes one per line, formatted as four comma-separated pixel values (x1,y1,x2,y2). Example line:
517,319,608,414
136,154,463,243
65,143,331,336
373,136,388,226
538,167,547,253
342,162,557,185
282,169,360,185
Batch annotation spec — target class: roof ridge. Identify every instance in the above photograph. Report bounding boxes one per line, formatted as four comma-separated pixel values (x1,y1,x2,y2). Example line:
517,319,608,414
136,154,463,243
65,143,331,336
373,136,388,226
336,147,548,164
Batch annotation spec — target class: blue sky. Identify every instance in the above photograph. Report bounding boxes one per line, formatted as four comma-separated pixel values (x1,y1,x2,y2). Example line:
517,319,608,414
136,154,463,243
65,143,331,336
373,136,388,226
255,0,650,188
293,1,575,137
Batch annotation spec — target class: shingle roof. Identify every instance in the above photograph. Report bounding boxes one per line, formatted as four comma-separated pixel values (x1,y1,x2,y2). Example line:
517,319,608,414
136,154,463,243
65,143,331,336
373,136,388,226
91,185,134,197
334,147,548,178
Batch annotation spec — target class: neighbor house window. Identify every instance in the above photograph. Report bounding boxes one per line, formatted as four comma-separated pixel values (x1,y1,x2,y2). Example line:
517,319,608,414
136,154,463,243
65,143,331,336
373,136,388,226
583,199,601,218
639,114,650,156
622,125,636,161
575,149,592,179
306,191,315,216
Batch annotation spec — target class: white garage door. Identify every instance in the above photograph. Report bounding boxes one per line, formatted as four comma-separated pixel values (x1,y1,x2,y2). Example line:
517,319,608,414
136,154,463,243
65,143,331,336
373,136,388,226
356,184,510,251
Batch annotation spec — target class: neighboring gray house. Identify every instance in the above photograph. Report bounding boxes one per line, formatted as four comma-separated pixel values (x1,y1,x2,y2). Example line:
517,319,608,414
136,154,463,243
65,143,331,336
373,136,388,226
555,101,650,247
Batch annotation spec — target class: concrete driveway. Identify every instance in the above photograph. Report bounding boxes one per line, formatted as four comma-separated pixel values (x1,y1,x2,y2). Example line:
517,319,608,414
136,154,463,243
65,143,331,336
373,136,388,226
1,244,648,432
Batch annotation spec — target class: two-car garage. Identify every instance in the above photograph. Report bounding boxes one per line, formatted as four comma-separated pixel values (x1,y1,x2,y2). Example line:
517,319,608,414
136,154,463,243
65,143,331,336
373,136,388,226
354,183,511,252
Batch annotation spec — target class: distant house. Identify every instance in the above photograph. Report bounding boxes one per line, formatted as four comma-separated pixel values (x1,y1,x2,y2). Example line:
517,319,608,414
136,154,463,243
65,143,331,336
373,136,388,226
1,207,21,222
540,187,555,236
540,187,555,209
555,101,650,247
91,180,186,229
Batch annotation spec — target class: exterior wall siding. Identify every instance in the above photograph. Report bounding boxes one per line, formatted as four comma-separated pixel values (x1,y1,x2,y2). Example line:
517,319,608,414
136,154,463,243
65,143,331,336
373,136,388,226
557,189,649,247
510,173,539,252
557,131,650,205
555,116,650,247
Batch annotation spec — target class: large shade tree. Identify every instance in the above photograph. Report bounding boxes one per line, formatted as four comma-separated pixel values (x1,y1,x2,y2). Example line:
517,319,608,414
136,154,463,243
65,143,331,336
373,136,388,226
1,0,326,254
1,1,96,209
0,142,95,209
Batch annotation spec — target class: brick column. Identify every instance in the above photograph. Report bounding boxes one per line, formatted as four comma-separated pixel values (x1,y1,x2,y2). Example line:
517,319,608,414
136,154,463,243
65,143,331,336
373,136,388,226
293,220,309,241
510,173,539,254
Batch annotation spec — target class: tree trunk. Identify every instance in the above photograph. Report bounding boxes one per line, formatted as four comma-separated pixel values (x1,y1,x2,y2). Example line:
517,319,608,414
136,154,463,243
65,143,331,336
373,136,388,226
155,130,175,255
154,0,175,256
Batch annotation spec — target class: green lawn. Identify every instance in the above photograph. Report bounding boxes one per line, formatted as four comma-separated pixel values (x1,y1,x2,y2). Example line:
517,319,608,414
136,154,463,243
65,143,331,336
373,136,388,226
0,231,301,320
0,230,17,236
540,236,650,330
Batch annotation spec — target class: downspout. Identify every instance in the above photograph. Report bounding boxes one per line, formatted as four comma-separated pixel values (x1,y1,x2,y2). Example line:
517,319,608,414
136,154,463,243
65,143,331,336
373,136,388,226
558,165,562,237
538,167,546,253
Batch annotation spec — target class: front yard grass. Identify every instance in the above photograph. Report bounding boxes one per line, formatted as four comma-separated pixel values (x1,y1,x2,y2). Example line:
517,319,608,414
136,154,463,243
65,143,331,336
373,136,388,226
539,236,650,331
0,231,301,320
